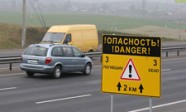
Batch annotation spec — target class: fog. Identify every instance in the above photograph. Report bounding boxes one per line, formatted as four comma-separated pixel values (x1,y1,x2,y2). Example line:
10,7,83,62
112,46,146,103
0,0,186,39
71,0,175,3
0,0,184,24
0,0,182,14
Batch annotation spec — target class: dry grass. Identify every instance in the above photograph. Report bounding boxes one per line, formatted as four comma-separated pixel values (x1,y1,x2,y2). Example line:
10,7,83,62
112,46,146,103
0,23,180,49
0,23,21,49
120,26,186,40
0,23,47,49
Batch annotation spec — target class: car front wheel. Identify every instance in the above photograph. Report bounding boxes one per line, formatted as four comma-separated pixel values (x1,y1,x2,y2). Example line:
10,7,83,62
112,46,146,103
26,71,35,77
83,63,92,75
52,66,62,79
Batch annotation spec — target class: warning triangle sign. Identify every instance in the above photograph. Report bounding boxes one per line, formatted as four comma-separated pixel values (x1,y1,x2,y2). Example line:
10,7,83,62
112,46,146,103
120,59,140,81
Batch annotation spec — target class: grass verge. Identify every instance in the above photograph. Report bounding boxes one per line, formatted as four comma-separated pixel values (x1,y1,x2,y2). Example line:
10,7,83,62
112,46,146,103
0,23,180,49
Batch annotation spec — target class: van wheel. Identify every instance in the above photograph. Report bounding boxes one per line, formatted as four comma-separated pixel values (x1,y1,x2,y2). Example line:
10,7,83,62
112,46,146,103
83,63,92,75
88,49,94,52
52,66,62,79
26,71,35,77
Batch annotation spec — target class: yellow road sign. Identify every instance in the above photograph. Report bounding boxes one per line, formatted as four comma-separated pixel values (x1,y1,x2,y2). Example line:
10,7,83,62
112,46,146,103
101,35,161,97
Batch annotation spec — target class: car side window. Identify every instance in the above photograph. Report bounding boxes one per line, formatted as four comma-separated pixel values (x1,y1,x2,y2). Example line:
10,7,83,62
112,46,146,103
62,47,74,57
72,47,82,57
24,46,48,56
51,47,63,57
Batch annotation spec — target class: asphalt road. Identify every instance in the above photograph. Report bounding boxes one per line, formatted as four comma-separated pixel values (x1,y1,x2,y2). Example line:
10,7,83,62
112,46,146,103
0,57,186,112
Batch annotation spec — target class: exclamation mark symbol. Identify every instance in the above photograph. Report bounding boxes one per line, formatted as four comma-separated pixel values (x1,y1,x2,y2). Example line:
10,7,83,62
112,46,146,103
157,39,160,47
104,36,107,44
129,65,132,78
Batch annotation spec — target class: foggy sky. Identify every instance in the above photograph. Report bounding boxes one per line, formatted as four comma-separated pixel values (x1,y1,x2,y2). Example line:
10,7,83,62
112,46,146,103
71,0,175,3
0,0,178,5
40,0,176,3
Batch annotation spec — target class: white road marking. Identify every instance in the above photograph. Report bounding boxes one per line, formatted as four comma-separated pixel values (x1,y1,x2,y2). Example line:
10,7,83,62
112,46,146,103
162,69,171,72
0,73,25,77
93,65,101,68
0,87,17,91
128,99,186,112
0,67,20,70
85,80,101,85
36,94,92,104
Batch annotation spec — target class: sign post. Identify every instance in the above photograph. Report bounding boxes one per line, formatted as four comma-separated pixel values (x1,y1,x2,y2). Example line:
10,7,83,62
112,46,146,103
110,95,113,112
149,98,152,112
101,35,161,111
22,0,26,47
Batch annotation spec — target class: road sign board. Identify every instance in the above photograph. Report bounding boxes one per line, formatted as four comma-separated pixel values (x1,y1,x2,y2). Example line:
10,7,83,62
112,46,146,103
101,35,161,97
175,0,186,3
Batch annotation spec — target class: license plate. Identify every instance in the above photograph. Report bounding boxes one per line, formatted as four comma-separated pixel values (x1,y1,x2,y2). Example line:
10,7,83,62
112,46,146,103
28,59,38,64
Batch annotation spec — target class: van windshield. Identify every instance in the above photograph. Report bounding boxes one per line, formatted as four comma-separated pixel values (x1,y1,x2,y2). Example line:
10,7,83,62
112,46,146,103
42,32,65,43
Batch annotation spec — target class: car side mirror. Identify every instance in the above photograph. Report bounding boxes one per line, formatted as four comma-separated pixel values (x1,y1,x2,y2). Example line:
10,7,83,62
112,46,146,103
80,53,85,57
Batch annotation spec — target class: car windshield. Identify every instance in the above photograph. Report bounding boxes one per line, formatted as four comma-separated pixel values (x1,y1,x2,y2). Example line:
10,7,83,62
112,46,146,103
42,32,65,43
24,45,48,56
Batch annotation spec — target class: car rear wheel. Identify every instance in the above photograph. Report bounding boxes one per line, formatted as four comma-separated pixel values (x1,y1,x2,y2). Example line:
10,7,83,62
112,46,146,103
52,66,62,79
83,63,92,75
26,71,35,77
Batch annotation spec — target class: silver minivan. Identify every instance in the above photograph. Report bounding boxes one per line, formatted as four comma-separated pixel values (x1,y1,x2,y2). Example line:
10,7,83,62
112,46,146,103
20,44,92,78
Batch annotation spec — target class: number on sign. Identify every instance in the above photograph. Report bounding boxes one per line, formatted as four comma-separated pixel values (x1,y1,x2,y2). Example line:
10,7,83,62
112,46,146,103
105,56,109,63
153,59,157,66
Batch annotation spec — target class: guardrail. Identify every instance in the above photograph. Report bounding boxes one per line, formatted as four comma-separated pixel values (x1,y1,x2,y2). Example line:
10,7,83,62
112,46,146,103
1,46,186,71
0,56,21,71
85,52,102,58
162,47,186,57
